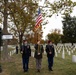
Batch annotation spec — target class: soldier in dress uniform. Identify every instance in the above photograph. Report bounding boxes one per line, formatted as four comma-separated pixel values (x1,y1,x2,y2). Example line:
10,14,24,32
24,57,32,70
16,45,18,54
34,40,44,72
21,40,31,72
45,40,55,71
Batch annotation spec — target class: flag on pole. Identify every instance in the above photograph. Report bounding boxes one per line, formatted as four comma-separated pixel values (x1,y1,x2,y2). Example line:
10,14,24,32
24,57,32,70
34,8,42,31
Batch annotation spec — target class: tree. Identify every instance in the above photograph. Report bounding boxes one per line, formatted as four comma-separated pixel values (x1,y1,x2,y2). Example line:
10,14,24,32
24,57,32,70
62,15,76,43
47,29,62,44
7,0,38,49
43,0,76,17
0,0,38,60
2,0,9,61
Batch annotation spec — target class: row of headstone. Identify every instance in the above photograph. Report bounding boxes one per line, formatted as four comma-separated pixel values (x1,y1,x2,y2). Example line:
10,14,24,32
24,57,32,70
32,44,75,57
30,44,76,63
9,50,16,56
57,43,72,46
54,44,76,63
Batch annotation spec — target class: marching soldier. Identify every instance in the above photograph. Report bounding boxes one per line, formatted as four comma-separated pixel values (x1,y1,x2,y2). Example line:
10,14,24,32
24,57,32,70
21,40,31,72
34,40,44,72
46,40,55,71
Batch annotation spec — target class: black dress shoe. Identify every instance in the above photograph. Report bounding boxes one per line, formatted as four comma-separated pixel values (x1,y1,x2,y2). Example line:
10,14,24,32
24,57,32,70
49,68,53,71
50,68,53,71
24,69,28,72
37,69,40,72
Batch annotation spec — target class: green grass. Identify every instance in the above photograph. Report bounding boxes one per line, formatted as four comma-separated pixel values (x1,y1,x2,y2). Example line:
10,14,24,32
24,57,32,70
0,50,76,75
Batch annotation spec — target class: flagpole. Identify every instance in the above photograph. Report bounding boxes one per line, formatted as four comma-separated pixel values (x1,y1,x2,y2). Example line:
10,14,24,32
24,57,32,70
36,28,39,42
34,7,42,43
36,25,41,42
37,31,38,42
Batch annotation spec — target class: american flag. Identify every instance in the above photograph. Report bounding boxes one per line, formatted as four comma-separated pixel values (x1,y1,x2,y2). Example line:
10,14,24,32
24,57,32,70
35,8,42,31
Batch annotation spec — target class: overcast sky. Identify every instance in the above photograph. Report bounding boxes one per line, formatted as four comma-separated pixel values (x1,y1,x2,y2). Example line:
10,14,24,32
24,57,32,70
39,0,76,40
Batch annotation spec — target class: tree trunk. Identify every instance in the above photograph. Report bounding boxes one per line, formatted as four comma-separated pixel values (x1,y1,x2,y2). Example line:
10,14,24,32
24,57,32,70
19,32,23,52
2,0,9,61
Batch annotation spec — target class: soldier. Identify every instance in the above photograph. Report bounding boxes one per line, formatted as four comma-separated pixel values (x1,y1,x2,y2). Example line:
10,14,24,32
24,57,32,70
45,40,55,71
16,45,18,54
34,40,44,72
21,40,31,72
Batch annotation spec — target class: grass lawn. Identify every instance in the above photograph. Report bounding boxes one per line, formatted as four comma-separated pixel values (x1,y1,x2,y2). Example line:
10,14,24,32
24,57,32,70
0,50,76,75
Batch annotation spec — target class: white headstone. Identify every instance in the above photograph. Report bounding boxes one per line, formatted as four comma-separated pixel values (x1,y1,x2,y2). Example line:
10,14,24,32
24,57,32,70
71,50,73,53
44,50,46,55
72,55,76,63
55,52,57,57
58,50,60,53
68,51,71,55
62,47,65,59
10,51,12,56
31,52,34,57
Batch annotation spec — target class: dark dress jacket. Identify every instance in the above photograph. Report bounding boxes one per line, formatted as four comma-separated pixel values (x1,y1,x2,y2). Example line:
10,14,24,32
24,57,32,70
21,44,31,58
16,46,18,54
34,44,44,59
46,44,55,58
